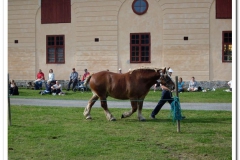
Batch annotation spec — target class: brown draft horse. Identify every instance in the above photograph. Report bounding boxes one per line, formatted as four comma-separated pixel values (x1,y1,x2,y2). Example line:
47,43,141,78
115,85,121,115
83,67,175,121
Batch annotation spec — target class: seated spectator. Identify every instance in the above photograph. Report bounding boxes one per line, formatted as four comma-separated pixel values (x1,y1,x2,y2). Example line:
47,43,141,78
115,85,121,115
51,81,64,95
40,81,51,95
48,69,56,85
187,77,198,92
9,80,19,95
178,77,184,93
67,68,78,91
227,80,232,92
35,69,45,90
82,69,90,82
154,80,161,92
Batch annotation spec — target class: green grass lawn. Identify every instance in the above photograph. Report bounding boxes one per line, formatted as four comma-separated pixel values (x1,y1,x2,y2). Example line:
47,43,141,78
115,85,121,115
8,88,232,159
8,106,232,160
10,87,232,103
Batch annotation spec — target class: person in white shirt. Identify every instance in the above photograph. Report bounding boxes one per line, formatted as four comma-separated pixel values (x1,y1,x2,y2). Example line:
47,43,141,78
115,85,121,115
48,69,55,82
51,81,64,95
227,80,232,91
45,69,56,87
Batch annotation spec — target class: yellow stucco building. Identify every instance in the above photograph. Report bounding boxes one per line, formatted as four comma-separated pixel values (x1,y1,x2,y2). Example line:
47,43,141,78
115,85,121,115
8,0,232,82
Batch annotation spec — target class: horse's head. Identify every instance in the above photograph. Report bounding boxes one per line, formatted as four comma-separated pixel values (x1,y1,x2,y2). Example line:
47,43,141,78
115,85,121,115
159,67,175,91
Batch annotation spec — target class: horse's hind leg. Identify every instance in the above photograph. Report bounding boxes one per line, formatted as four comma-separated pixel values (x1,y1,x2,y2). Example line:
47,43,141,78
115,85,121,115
83,94,99,119
121,100,138,119
100,97,116,121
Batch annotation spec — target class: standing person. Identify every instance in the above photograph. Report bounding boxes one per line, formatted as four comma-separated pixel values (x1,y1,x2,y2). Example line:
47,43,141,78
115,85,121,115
35,69,45,90
119,68,122,74
187,77,198,92
82,69,90,82
51,81,64,95
178,77,184,93
150,68,174,119
67,68,78,91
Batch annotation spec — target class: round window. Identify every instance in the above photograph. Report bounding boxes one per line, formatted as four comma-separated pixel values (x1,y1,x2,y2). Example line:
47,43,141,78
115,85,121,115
132,0,149,15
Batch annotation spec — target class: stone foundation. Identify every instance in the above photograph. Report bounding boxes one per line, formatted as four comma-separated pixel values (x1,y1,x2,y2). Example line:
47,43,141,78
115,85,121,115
14,80,229,90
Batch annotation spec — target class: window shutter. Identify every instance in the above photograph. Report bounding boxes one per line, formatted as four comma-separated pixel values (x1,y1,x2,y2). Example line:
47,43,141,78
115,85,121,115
56,0,65,23
42,0,56,23
216,0,232,19
64,0,71,23
42,0,71,24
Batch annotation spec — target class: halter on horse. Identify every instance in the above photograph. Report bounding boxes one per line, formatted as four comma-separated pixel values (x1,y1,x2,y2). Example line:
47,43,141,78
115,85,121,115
83,67,175,121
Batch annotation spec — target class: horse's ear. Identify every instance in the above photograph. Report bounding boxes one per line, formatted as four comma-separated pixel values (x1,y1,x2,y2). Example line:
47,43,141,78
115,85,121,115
162,67,166,74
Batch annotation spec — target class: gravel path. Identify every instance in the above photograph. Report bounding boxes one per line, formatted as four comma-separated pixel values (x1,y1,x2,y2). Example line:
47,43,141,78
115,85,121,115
10,98,232,111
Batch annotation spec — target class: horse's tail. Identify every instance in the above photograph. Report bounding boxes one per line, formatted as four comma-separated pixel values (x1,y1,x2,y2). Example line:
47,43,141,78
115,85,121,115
84,74,92,87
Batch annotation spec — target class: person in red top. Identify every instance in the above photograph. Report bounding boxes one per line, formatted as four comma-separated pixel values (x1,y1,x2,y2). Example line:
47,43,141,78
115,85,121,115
82,69,90,82
35,69,45,90
36,69,45,80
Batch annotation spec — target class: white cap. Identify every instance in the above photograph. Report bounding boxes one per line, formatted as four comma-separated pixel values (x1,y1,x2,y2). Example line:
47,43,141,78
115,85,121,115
119,68,121,70
168,68,173,72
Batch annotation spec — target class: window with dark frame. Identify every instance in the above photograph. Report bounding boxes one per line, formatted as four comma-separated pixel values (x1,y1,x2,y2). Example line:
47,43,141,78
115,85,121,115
130,33,151,63
216,0,232,19
132,0,149,15
41,0,71,24
222,31,232,63
46,35,65,64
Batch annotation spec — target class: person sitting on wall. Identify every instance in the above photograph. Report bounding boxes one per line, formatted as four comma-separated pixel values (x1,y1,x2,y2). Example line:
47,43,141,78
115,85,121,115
47,69,56,86
82,69,90,82
67,68,79,91
35,69,45,90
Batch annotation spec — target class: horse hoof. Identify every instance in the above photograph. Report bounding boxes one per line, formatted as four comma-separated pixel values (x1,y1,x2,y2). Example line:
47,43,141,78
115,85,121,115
86,116,92,120
139,118,146,122
110,118,116,121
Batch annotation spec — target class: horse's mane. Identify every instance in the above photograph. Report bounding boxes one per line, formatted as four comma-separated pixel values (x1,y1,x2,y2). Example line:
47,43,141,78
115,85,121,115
129,66,163,74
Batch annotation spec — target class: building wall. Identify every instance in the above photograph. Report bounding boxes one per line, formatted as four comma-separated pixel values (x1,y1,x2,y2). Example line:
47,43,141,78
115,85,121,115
118,0,163,72
8,0,39,80
209,0,232,81
8,0,232,82
35,2,76,80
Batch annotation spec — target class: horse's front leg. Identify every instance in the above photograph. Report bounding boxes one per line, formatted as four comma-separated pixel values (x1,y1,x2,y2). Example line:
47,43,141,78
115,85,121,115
83,94,99,119
121,99,138,119
137,100,146,121
100,97,116,121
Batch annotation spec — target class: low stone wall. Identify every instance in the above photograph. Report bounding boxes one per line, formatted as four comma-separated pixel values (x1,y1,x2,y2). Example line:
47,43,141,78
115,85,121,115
14,80,229,90
16,80,71,89
184,81,229,89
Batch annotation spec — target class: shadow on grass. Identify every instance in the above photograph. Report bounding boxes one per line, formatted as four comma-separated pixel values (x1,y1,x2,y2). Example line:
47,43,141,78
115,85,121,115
182,117,231,124
104,117,232,124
